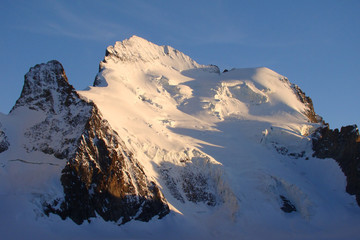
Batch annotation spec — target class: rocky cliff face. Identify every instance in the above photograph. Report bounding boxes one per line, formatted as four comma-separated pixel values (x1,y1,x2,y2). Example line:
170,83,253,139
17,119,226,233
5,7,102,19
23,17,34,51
290,82,322,123
285,74,360,206
11,60,169,224
0,124,9,153
312,125,360,205
11,60,93,159
46,105,169,224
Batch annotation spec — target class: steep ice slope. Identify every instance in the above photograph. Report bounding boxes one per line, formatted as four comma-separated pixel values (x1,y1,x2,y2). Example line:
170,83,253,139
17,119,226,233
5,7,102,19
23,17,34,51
77,36,360,238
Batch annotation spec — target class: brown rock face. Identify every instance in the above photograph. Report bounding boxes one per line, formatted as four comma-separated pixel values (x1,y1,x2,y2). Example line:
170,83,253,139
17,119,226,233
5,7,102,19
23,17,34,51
312,125,360,205
15,60,169,224
291,84,322,123
52,106,170,224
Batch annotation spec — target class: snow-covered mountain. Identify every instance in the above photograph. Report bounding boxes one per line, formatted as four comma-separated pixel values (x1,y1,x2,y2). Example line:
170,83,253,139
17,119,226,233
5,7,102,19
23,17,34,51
0,36,359,239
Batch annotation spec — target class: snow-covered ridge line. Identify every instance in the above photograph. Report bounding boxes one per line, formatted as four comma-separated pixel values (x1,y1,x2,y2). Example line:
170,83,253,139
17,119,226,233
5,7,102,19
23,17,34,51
101,35,204,72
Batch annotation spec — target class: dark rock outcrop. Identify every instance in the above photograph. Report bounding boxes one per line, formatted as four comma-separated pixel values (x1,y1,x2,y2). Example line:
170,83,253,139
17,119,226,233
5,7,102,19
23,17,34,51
280,195,297,213
48,106,169,224
160,153,220,207
11,60,73,114
11,60,93,159
291,84,322,123
312,125,360,205
16,60,169,224
181,169,216,206
0,126,9,153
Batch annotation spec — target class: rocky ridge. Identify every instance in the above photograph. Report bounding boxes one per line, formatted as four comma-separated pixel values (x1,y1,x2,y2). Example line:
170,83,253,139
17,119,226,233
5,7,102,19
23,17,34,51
312,124,360,205
11,60,93,159
6,60,169,224
291,83,322,123
46,105,169,224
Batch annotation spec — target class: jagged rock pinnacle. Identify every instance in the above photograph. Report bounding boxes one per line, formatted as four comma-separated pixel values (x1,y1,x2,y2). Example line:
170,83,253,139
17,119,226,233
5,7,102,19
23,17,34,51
11,60,74,114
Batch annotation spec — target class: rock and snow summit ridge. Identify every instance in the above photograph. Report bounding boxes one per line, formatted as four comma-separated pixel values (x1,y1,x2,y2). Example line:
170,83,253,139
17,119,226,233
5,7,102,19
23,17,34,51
0,35,360,239
103,35,202,70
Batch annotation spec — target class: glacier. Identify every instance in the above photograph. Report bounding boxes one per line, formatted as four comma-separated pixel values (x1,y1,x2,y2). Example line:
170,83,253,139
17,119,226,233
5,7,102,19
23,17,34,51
0,36,359,240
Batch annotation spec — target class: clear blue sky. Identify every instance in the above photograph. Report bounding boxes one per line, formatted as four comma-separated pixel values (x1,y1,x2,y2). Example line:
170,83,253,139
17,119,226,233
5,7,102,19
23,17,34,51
1,0,359,129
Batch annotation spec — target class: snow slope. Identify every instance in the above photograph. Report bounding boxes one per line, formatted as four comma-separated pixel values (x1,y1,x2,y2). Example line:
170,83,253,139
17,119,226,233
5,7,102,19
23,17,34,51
1,36,359,239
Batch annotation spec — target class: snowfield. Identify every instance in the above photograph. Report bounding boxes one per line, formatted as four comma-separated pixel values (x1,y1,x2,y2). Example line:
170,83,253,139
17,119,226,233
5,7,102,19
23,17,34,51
0,36,359,239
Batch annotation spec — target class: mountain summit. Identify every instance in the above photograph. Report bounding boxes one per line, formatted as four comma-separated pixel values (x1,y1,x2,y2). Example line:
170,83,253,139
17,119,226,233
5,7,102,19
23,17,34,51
0,36,359,239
